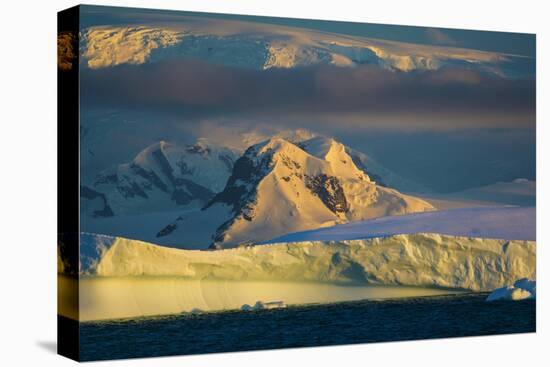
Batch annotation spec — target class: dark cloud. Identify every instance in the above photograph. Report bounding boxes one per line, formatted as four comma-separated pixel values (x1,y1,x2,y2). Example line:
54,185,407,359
81,58,535,130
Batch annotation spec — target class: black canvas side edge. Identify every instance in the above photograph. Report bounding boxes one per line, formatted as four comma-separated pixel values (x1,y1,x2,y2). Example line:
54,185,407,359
57,5,80,362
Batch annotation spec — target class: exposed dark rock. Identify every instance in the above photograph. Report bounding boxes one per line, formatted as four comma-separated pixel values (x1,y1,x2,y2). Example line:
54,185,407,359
177,178,214,203
186,144,211,155
176,160,195,175
219,154,234,172
153,148,215,205
152,148,176,186
171,189,193,205
130,163,168,193
80,185,102,199
80,185,114,217
156,223,177,237
205,144,276,246
280,154,296,169
204,145,274,213
156,216,183,238
305,174,349,213
94,173,118,186
116,180,148,199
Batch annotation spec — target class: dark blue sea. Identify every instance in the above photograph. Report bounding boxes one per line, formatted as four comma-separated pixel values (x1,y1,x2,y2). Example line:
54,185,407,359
78,294,535,361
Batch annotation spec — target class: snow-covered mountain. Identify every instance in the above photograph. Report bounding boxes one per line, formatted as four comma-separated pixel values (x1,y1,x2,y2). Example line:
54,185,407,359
226,128,427,192
299,135,429,192
158,136,433,248
84,140,238,217
79,21,531,77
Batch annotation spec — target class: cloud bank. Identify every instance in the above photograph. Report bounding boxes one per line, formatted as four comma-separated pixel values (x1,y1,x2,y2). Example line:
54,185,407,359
81,57,535,130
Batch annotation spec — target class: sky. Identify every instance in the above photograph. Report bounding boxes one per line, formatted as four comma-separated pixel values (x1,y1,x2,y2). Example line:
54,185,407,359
78,5,536,193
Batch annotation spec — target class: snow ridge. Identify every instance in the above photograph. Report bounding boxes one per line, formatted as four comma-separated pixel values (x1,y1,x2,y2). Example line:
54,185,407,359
82,26,182,69
80,23,528,77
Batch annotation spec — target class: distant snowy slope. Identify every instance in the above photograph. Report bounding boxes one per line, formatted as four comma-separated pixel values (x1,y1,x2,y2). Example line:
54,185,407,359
80,21,531,77
449,179,535,206
87,140,238,216
266,206,535,244
81,26,181,69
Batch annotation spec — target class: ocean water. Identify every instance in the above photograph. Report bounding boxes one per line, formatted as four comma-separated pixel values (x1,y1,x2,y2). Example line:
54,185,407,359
78,294,535,361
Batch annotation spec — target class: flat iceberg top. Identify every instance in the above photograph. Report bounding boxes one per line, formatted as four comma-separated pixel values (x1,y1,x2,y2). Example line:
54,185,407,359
266,206,535,244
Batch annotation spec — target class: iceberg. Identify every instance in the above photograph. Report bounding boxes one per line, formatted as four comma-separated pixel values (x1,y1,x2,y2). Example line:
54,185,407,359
59,231,535,321
241,301,287,311
486,278,536,301
74,233,535,291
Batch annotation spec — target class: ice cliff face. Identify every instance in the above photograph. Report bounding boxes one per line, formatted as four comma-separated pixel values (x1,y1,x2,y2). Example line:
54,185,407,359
70,232,535,293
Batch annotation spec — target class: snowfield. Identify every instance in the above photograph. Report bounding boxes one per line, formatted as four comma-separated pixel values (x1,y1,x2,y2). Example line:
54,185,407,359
266,206,535,244
449,179,535,206
79,22,531,78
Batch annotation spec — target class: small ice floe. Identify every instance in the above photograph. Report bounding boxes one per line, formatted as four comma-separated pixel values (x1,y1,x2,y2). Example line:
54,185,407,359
241,300,287,311
486,278,536,301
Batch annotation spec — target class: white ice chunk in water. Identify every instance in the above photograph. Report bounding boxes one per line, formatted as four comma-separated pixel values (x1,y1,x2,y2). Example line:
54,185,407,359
486,278,536,301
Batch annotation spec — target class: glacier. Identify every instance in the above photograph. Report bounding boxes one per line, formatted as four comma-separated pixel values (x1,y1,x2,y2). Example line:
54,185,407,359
75,233,535,291
79,22,532,77
59,225,535,321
